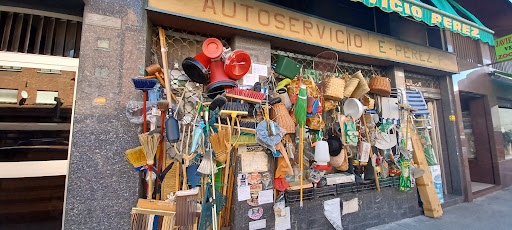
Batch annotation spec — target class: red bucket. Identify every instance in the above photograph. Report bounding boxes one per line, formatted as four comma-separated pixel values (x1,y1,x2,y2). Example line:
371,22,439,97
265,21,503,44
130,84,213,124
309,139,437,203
202,38,224,59
224,50,251,80
206,61,237,98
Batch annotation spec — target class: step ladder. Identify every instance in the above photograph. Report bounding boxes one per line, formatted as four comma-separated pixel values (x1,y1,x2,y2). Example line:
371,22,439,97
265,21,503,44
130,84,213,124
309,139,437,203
406,89,431,129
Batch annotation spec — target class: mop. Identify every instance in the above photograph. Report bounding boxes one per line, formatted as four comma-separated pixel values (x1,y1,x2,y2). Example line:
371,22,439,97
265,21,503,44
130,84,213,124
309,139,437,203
295,84,307,207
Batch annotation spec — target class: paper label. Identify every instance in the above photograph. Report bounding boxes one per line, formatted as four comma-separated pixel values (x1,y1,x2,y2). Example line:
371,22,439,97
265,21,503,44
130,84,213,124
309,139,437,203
258,189,274,204
238,185,251,201
243,73,259,86
249,219,266,230
275,207,291,230
251,63,268,76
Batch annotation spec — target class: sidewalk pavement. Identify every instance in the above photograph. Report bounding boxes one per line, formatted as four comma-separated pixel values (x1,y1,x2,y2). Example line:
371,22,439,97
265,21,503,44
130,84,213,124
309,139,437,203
369,186,512,230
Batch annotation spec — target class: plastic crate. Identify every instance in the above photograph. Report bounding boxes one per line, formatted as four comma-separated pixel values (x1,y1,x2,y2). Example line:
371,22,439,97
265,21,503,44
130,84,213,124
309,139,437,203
379,177,395,188
355,180,376,192
285,185,337,204
336,182,357,194
274,56,301,79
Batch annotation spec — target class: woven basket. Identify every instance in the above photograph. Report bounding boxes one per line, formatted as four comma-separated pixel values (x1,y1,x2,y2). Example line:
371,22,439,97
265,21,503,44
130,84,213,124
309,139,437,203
343,77,359,98
323,99,337,112
324,77,345,101
287,79,320,99
362,95,375,109
368,75,391,96
335,149,349,171
306,115,325,130
271,103,296,134
350,71,370,99
330,148,346,168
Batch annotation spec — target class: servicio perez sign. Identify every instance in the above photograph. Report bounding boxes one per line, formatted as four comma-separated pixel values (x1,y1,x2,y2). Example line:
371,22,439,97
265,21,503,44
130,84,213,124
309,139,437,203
148,0,458,72
494,34,512,62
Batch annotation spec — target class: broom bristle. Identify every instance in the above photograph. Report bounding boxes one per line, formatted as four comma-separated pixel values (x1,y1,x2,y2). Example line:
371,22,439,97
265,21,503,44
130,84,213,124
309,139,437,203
220,102,250,114
126,146,147,168
157,100,169,111
132,78,158,90
226,88,265,100
139,133,160,165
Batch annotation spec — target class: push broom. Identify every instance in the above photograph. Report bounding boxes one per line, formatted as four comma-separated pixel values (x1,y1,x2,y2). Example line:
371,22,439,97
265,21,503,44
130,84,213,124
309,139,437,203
295,84,307,208
132,78,158,132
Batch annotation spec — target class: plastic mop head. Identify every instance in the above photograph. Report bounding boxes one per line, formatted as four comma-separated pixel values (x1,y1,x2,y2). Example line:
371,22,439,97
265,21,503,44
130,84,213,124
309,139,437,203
295,85,307,128
125,146,147,168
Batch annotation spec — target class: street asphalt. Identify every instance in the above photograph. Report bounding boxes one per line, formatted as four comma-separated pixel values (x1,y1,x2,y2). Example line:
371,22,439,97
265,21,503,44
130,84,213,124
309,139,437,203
369,186,512,230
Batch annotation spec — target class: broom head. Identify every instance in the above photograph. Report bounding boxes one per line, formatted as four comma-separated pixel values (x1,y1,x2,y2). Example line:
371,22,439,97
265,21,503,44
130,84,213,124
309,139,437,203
126,146,147,169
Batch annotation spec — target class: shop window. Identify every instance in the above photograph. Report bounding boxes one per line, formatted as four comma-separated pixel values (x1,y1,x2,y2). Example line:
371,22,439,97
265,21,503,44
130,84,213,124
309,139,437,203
498,107,512,158
0,88,18,103
36,90,58,104
462,111,476,159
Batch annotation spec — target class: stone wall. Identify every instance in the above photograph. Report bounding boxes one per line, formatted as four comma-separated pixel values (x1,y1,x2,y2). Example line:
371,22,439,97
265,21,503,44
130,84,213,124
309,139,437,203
62,0,149,229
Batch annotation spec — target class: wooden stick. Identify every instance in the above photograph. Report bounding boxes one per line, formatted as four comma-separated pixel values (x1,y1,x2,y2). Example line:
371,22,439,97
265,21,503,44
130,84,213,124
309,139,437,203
299,127,304,207
362,113,380,191
154,72,166,88
158,27,173,107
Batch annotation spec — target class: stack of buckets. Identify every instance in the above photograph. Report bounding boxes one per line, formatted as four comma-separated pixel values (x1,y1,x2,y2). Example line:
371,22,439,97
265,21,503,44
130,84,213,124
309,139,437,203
182,38,252,98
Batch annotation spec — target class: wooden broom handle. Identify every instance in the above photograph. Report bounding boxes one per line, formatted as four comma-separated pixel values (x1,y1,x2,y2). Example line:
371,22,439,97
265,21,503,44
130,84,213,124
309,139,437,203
158,27,173,106
148,168,153,199
362,112,380,191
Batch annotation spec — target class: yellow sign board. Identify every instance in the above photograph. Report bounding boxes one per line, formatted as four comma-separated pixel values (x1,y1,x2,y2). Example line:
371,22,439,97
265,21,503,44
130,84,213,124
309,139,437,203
148,0,458,72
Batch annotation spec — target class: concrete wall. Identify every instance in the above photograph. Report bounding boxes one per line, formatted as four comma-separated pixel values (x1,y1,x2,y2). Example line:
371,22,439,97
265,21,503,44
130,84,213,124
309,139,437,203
287,187,421,230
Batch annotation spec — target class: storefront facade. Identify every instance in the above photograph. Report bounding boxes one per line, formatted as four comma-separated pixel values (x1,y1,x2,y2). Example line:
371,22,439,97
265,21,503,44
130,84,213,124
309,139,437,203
59,0,495,229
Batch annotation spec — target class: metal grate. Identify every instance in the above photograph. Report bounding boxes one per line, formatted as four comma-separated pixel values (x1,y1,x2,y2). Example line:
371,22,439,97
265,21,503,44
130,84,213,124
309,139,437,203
151,28,230,89
270,49,386,81
0,11,82,57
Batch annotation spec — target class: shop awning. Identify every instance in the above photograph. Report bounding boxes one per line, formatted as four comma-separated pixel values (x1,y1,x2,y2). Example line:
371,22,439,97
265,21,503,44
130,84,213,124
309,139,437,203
351,0,495,45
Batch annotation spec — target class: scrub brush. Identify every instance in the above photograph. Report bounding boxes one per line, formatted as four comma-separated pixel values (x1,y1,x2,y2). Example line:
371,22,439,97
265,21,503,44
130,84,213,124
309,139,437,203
225,88,265,104
220,102,250,116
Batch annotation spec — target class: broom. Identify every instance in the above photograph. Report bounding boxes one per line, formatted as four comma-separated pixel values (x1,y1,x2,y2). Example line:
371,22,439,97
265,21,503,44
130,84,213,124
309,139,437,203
156,100,169,199
198,108,216,175
225,88,265,104
139,133,161,199
125,146,147,169
132,78,158,132
295,84,307,208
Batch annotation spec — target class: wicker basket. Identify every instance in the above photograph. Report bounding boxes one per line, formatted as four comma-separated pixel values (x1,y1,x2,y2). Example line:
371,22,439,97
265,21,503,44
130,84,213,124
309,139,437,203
324,77,345,101
350,71,370,99
271,103,296,134
323,99,337,112
287,79,320,99
368,75,391,96
343,77,359,98
362,95,375,109
306,115,325,130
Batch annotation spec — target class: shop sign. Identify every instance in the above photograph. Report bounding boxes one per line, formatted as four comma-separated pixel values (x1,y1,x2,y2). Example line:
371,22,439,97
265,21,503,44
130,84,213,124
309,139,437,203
351,0,494,46
494,34,512,62
147,0,458,72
